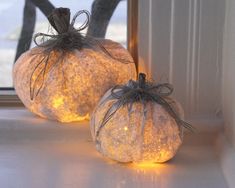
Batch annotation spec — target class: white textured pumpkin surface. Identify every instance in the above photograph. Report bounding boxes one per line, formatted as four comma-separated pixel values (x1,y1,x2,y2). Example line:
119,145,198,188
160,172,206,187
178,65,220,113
91,92,183,163
13,39,136,122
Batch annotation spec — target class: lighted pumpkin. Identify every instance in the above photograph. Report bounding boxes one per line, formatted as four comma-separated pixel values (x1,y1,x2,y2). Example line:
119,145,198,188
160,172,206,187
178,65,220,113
13,8,136,122
91,73,193,163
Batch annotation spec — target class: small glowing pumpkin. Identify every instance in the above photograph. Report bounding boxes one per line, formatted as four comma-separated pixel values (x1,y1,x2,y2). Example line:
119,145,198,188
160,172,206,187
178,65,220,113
13,8,136,122
91,73,193,163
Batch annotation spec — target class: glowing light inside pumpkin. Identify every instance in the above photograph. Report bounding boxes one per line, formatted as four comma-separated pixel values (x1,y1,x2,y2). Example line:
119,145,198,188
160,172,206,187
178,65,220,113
13,40,136,122
91,97,183,163
59,113,90,123
52,96,64,109
124,126,128,131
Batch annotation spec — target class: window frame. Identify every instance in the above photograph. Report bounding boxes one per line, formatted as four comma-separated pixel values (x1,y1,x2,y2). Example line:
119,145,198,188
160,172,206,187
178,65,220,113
0,0,139,107
0,88,22,106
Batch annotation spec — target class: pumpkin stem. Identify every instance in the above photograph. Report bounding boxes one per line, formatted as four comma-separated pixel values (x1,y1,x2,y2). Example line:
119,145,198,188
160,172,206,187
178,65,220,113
47,8,71,34
138,73,146,88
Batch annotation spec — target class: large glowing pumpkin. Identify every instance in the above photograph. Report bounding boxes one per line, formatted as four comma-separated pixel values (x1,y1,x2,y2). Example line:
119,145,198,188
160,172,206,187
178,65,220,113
91,73,193,163
13,8,136,122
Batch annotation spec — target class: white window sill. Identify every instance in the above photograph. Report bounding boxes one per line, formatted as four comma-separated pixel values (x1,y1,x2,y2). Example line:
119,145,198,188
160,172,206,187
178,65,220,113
0,107,229,188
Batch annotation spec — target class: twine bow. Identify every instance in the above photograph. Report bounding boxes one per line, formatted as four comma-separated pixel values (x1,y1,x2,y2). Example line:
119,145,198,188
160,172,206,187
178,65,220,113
95,73,194,140
29,8,132,100
33,8,90,52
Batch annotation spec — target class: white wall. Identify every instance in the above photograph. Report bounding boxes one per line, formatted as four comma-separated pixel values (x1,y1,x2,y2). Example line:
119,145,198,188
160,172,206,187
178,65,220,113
222,0,235,148
139,0,225,119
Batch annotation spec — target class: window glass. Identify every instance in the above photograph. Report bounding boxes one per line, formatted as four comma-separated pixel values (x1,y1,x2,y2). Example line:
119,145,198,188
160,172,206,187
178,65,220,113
0,0,127,87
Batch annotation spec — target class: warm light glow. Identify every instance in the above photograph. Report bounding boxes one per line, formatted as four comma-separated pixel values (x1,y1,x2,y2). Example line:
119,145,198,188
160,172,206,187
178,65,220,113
59,113,90,123
52,96,64,109
91,98,183,163
13,40,136,122
132,162,161,169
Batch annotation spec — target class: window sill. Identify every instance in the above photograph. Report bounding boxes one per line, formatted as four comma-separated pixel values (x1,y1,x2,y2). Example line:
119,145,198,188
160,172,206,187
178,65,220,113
0,90,23,107
0,107,229,188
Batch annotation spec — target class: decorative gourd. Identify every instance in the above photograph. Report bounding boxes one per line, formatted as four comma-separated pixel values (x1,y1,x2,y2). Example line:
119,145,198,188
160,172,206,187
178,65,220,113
91,73,193,163
13,8,136,122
